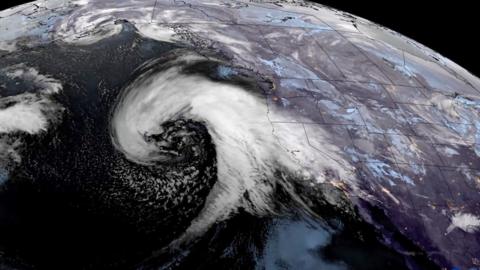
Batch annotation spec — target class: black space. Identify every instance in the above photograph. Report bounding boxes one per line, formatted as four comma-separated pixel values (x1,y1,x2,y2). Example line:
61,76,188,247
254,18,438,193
1,0,478,77
315,1,480,77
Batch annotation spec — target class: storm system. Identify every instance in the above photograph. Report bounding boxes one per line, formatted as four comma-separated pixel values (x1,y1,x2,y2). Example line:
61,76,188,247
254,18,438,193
0,1,479,270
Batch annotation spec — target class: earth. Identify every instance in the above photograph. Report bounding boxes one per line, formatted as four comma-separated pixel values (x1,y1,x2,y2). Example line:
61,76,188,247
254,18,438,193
0,0,479,269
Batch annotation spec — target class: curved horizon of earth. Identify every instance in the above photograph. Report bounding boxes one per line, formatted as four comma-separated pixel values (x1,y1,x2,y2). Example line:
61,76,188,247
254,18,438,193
0,1,479,269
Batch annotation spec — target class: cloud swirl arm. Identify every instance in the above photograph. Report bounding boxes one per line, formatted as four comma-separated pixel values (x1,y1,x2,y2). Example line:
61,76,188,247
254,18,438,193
110,51,355,241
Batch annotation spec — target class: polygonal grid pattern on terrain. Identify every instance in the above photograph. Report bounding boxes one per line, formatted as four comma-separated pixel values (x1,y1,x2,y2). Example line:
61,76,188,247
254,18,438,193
1,0,479,267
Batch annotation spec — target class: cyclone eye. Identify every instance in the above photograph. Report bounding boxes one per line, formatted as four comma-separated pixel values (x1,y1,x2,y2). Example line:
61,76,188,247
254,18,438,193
3,0,473,267
144,119,209,164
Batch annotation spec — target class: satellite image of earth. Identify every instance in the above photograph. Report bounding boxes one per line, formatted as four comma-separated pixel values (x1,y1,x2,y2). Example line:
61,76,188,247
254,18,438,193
0,0,479,269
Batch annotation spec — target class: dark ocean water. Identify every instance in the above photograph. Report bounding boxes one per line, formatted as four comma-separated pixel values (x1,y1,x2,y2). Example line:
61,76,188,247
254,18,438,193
0,22,439,270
